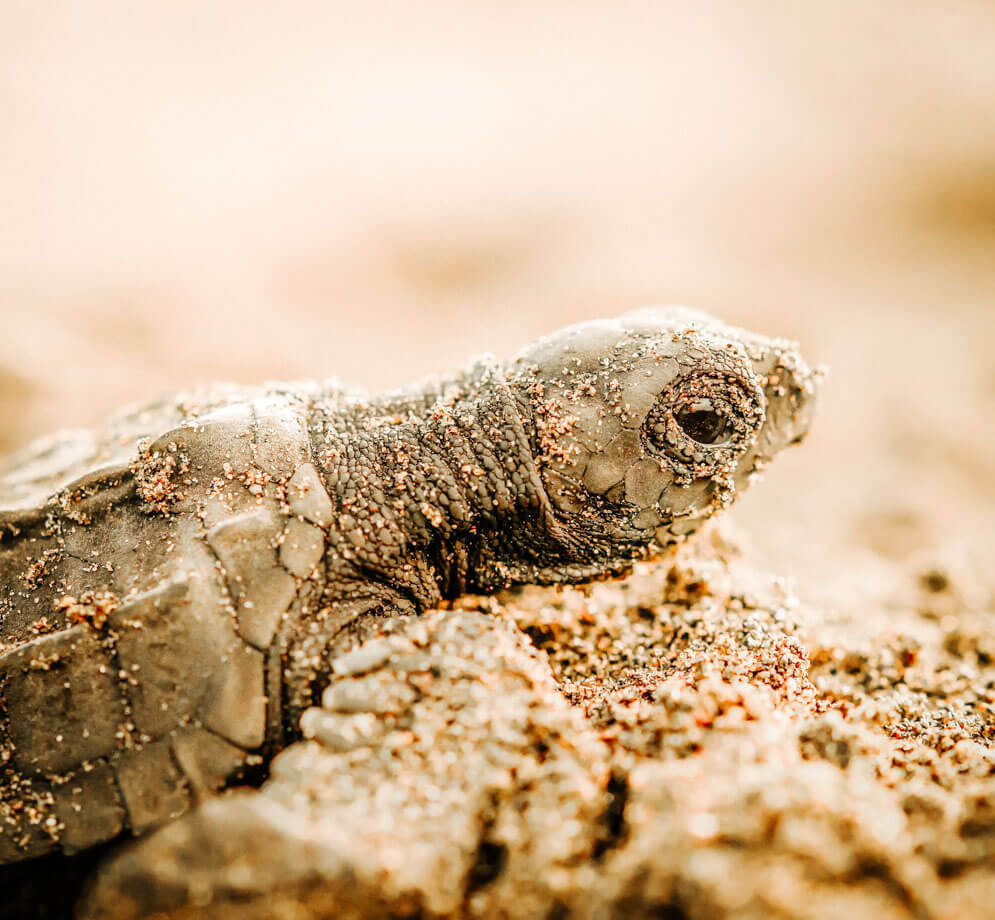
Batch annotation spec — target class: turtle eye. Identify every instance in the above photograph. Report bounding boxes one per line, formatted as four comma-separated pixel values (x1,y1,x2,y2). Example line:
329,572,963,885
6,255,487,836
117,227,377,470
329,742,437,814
641,367,763,481
675,407,728,445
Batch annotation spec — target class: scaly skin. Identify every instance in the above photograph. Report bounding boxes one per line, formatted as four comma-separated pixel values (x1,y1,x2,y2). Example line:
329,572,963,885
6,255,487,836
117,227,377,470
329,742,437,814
0,307,817,866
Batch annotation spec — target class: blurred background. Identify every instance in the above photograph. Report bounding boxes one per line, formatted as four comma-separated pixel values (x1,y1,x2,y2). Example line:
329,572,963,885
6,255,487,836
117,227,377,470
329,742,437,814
2,1,993,606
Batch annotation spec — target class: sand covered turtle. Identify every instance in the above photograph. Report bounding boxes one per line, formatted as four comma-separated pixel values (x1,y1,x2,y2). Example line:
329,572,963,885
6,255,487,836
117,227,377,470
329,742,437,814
0,307,817,867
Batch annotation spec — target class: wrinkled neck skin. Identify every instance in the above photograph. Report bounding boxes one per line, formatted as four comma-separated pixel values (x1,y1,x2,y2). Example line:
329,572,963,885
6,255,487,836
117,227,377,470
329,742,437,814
307,362,649,613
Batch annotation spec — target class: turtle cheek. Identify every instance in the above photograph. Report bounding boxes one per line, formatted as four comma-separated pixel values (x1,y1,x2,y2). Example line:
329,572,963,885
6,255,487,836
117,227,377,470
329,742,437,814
657,477,712,519
621,457,669,507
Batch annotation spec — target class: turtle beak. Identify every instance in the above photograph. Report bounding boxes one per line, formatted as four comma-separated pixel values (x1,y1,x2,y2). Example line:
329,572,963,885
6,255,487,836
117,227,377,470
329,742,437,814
736,333,821,476
763,346,819,448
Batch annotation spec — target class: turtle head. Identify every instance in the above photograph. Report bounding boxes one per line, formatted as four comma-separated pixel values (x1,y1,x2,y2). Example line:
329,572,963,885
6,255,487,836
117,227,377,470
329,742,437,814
512,306,819,565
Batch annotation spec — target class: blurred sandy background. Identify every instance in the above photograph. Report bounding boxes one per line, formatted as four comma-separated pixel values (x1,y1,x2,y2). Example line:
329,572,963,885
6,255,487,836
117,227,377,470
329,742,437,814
2,1,994,603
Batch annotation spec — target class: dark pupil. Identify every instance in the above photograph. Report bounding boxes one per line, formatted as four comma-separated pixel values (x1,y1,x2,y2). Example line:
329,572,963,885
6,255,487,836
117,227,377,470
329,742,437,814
675,408,727,444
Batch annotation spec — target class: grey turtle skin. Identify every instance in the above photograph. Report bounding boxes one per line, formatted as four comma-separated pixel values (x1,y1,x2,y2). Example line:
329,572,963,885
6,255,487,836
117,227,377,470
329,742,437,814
0,307,817,866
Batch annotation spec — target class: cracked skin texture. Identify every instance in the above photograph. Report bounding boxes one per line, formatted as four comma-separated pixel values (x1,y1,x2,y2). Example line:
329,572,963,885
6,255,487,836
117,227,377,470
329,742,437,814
0,307,816,895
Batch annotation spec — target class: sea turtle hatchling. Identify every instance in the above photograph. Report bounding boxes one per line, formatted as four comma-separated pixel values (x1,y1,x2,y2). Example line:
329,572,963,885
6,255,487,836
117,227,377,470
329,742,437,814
0,306,817,866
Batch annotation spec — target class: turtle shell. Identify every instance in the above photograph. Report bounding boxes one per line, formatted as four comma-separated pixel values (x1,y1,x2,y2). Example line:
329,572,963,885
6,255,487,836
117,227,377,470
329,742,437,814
0,384,333,864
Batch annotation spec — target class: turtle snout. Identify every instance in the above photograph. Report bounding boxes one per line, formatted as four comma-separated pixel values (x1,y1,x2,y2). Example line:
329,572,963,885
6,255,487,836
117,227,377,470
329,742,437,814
751,342,820,459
